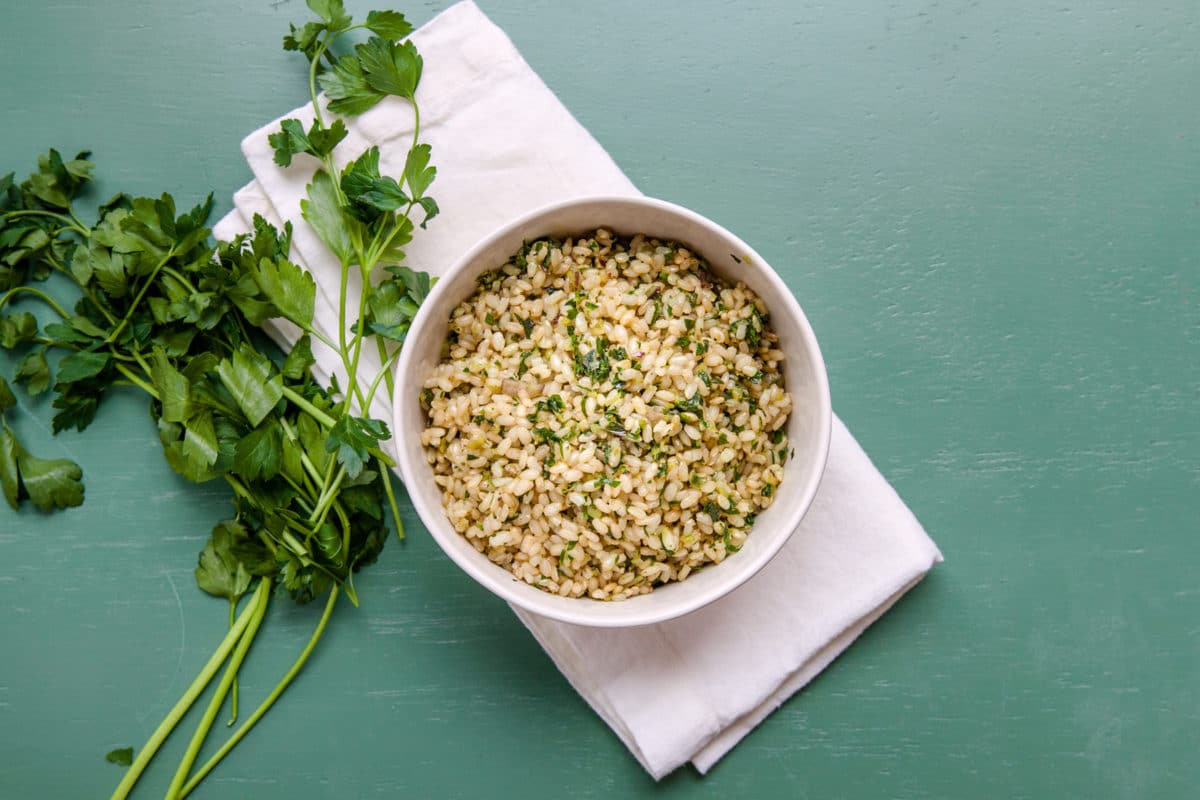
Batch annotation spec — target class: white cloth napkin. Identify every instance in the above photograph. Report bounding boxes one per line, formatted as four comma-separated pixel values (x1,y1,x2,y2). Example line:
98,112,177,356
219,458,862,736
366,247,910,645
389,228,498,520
213,0,943,779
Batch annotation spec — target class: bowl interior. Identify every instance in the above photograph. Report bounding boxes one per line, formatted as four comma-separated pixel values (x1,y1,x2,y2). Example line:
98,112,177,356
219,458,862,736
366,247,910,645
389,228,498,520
394,196,831,627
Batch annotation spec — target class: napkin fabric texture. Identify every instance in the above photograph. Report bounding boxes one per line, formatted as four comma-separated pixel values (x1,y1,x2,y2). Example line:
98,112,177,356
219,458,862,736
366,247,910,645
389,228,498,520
213,0,942,780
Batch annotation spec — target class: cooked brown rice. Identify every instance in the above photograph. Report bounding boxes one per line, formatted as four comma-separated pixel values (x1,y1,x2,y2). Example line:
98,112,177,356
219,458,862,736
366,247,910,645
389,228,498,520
419,229,792,600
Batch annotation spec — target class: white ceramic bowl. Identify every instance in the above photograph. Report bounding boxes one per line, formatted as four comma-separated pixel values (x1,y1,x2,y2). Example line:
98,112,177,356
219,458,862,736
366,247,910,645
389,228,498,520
393,196,831,627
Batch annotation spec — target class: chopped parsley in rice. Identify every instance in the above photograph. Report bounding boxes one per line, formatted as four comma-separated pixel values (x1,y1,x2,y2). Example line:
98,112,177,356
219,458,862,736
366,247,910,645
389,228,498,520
419,229,792,600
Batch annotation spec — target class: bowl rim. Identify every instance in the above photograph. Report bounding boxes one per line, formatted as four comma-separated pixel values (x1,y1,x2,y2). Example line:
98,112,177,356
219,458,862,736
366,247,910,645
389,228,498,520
393,194,832,626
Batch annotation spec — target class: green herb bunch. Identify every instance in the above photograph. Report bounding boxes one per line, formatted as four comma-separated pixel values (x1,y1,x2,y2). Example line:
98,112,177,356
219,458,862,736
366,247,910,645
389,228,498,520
278,0,438,383
0,1,437,797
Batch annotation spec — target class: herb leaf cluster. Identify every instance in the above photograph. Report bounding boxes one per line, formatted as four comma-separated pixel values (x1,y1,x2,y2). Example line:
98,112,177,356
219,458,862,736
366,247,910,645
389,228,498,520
1,1,438,795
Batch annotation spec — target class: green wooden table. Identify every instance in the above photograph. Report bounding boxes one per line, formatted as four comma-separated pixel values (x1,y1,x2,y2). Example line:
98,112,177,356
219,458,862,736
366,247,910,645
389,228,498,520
3,1,1197,797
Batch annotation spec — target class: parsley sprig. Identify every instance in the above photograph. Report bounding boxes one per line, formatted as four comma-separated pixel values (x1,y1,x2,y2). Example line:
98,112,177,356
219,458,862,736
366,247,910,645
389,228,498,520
269,0,438,530
274,0,437,381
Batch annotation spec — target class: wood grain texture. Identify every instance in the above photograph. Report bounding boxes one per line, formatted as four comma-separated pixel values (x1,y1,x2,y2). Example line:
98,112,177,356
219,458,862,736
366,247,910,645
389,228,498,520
2,1,1197,797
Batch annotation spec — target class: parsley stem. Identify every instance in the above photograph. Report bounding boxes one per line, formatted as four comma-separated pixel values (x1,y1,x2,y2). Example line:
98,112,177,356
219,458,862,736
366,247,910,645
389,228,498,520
176,585,340,800
280,385,336,428
0,285,70,318
109,578,270,800
306,325,339,353
255,529,279,558
44,253,118,325
334,500,352,573
278,387,401,467
280,472,316,516
105,350,144,364
362,345,400,409
160,265,198,294
227,598,240,726
224,475,257,508
374,336,396,402
311,446,341,525
105,246,177,345
379,455,405,541
1,208,89,237
344,263,374,410
129,349,154,380
410,101,422,163
277,418,325,489
308,463,347,530
279,529,309,561
163,578,270,800
336,259,352,386
324,154,352,211
363,215,389,265
367,201,416,266
113,363,157,399
307,34,335,130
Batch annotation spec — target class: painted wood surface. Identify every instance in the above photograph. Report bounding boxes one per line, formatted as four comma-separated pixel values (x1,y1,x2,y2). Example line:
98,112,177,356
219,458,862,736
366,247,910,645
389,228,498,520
2,1,1197,797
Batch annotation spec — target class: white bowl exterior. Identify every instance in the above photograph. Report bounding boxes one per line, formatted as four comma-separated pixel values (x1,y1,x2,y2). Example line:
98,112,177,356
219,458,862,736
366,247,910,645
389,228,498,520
394,197,831,627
